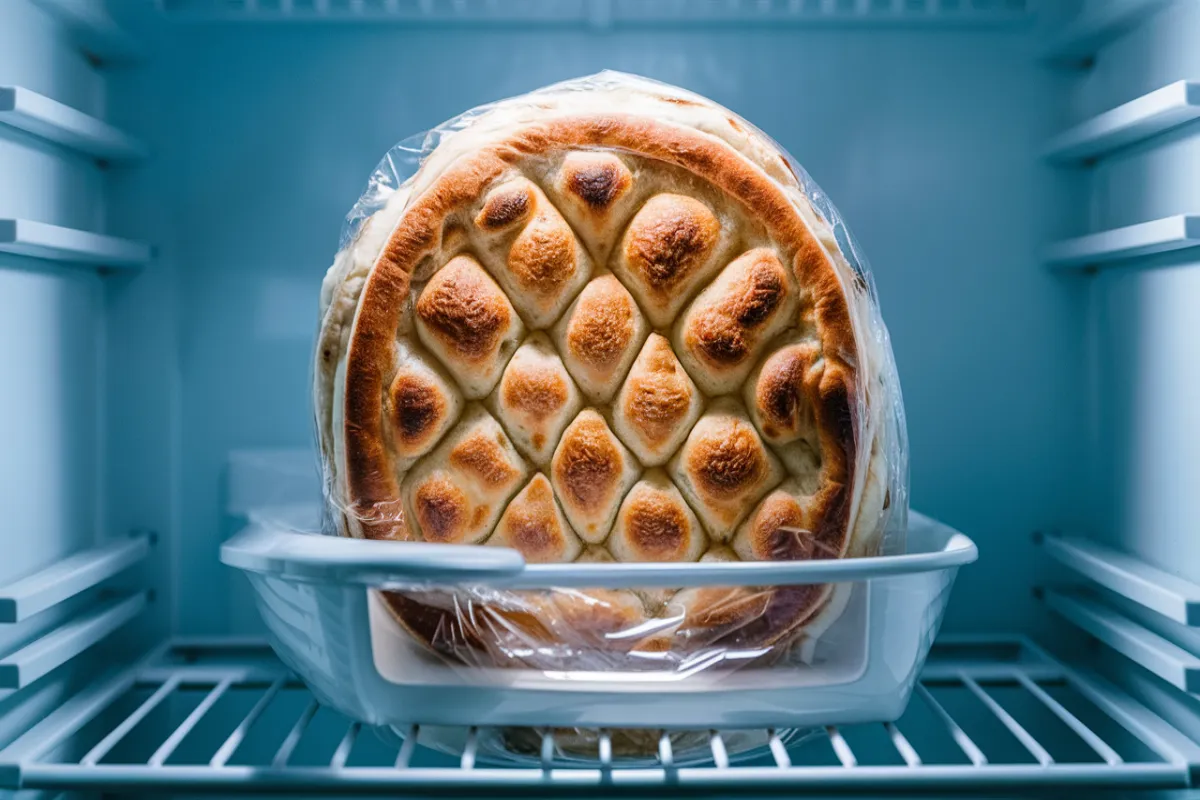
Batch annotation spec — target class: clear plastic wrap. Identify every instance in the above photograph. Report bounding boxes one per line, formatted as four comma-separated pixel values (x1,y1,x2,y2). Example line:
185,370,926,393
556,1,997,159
310,71,910,740
225,508,973,764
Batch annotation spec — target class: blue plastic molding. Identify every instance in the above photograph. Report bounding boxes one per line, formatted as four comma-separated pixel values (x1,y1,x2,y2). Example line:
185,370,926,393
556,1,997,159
0,86,145,162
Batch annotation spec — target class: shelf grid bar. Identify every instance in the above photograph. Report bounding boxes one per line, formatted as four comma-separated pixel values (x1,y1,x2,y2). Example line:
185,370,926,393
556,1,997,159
884,722,922,767
539,730,554,772
825,726,857,767
0,657,148,784
960,675,1053,765
12,762,1190,793
460,727,478,771
272,700,319,768
657,732,673,771
708,731,728,770
1061,666,1200,768
5,638,1200,795
1013,672,1123,766
330,723,360,769
914,684,988,766
598,730,613,769
1020,638,1200,768
147,678,233,767
395,725,419,769
210,676,285,767
768,729,791,768
81,676,181,766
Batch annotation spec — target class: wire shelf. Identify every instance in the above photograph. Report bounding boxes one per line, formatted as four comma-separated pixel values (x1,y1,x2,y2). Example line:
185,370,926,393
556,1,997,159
0,636,1196,795
156,0,1032,27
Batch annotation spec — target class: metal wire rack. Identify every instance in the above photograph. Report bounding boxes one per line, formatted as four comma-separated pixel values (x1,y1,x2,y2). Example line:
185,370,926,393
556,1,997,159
1,636,1197,796
155,0,1033,27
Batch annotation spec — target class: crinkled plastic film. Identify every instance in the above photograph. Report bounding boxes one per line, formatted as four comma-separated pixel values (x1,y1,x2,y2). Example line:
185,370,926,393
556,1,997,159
401,725,817,768
313,71,910,704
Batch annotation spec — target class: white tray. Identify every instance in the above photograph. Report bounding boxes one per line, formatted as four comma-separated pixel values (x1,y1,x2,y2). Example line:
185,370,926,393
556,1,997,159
221,511,975,758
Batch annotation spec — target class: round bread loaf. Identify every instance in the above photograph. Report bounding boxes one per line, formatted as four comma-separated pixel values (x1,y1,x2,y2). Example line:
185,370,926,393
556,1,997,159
316,74,898,668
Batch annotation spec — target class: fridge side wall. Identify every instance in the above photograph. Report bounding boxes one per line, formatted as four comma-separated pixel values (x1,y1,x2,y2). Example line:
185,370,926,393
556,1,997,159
0,0,111,750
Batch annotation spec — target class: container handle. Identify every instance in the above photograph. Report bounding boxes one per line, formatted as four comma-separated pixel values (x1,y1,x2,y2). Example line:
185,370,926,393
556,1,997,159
220,523,526,585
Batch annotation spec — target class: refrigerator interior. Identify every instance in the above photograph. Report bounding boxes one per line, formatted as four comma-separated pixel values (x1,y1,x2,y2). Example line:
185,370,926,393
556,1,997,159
1,0,1199,795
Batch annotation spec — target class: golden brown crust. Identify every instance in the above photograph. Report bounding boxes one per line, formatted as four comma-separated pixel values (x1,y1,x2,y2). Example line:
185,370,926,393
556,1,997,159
416,255,511,362
625,492,690,559
553,275,647,403
670,399,783,539
506,214,578,296
450,430,521,490
491,333,582,465
750,342,821,443
609,471,704,563
553,152,637,266
612,334,701,467
550,409,637,543
403,406,528,546
502,368,567,418
383,343,464,466
488,474,582,563
476,181,534,231
562,152,632,211
566,280,635,370
412,255,523,400
412,476,470,544
340,111,867,659
389,375,442,451
677,248,795,395
614,194,724,327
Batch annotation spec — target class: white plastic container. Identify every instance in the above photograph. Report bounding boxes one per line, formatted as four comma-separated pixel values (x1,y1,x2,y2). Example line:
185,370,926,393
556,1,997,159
221,510,975,762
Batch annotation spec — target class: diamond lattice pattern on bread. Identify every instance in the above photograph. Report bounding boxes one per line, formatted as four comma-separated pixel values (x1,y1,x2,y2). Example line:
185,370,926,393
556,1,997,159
317,80,891,662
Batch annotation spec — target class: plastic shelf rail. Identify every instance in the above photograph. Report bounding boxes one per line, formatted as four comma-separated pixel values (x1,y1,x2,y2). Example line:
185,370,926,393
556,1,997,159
0,593,147,689
1044,81,1200,164
0,219,151,270
0,534,152,623
1042,534,1200,626
1045,589,1200,695
0,86,145,163
1043,215,1200,272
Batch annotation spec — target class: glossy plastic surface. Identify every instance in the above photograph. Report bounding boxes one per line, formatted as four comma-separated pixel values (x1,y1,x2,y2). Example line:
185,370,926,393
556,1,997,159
223,512,974,736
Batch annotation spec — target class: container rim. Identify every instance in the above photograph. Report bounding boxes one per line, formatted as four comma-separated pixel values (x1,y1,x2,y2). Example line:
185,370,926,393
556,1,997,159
220,510,977,589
